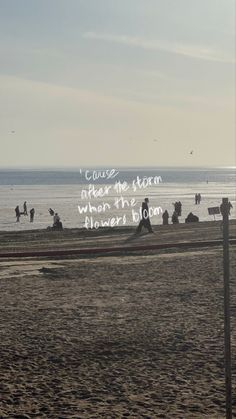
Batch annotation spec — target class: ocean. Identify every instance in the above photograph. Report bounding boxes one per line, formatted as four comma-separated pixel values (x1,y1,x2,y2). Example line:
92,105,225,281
0,167,235,231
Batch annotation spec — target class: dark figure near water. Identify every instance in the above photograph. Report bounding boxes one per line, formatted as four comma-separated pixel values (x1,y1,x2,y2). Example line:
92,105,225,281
174,201,182,216
195,193,201,205
49,208,55,216
15,205,20,222
162,210,169,225
30,208,35,222
172,210,179,224
23,201,28,215
53,213,63,230
136,198,153,234
220,201,233,216
185,212,199,223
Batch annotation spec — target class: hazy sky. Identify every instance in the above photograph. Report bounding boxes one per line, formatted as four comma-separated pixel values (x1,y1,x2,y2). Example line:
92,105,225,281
0,0,235,167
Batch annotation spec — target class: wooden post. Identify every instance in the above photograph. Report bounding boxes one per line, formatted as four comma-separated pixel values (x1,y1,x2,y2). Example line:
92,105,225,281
222,197,232,419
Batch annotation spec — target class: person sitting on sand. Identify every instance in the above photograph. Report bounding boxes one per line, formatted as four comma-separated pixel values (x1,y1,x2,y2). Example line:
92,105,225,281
171,210,179,224
53,213,63,230
15,205,21,222
185,212,199,223
162,210,169,225
136,198,153,234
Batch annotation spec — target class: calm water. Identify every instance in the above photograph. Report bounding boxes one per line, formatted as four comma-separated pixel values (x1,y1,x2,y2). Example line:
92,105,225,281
0,167,235,231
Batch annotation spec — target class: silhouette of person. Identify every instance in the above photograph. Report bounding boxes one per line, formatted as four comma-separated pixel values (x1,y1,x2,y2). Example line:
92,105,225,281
185,212,199,223
136,198,153,233
220,201,233,216
15,205,20,222
172,210,179,224
23,201,28,215
53,213,63,230
30,208,35,222
162,210,169,225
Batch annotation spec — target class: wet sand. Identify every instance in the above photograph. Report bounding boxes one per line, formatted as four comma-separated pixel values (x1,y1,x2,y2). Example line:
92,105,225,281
0,221,235,418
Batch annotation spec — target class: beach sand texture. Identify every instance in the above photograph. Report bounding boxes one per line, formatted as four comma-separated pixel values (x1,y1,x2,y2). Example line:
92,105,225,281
0,221,235,418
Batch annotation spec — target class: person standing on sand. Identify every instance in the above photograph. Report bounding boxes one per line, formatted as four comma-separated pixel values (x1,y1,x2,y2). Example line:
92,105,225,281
23,201,28,215
172,210,179,224
30,208,35,222
162,210,169,225
15,205,20,222
136,198,154,234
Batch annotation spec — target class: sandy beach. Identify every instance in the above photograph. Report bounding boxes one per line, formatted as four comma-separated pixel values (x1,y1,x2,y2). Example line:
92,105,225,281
0,221,235,418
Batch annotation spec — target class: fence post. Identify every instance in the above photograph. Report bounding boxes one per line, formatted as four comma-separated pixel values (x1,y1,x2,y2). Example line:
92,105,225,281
222,197,232,419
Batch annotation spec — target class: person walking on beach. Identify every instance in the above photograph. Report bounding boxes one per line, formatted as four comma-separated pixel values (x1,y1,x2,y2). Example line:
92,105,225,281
198,193,201,204
220,201,233,216
30,208,35,222
15,205,21,222
136,198,153,234
195,193,198,205
23,201,28,215
162,210,169,225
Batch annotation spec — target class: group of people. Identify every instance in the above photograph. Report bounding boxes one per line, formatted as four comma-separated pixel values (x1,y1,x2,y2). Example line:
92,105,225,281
48,208,63,230
15,202,35,222
136,194,234,234
14,195,233,233
136,196,201,233
14,203,63,230
173,201,182,216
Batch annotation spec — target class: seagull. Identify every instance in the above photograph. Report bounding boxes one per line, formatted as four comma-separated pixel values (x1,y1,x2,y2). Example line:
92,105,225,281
190,150,193,155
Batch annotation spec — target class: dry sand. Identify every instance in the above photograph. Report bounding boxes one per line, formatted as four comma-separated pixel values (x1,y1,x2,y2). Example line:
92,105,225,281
0,221,235,418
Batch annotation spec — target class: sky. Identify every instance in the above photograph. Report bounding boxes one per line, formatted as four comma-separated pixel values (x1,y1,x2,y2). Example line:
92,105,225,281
0,0,235,168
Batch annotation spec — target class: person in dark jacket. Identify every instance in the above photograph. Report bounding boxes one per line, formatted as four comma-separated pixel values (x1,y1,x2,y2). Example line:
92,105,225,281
172,210,179,224
30,208,35,222
136,198,153,233
23,201,28,215
185,212,199,223
162,210,169,225
15,205,20,222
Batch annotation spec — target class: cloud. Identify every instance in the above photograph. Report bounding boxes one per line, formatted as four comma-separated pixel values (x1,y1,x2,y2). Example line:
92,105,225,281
83,32,235,64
